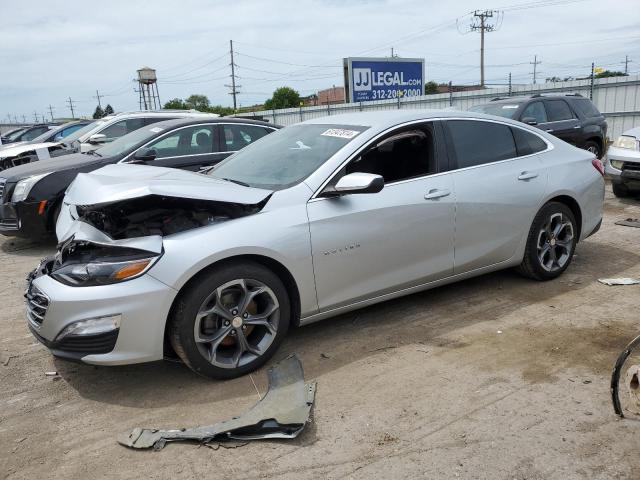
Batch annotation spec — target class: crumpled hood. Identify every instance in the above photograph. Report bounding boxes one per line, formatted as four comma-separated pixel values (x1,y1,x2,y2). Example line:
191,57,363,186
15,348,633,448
0,141,59,159
64,163,273,206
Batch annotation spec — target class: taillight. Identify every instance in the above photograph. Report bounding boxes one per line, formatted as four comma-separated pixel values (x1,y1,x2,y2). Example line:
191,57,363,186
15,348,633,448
592,158,605,177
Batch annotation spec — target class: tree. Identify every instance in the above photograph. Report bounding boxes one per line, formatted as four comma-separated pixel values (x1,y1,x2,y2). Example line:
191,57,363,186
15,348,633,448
595,70,627,78
264,87,301,110
104,104,114,115
424,81,439,95
164,98,188,110
92,105,104,119
184,94,211,111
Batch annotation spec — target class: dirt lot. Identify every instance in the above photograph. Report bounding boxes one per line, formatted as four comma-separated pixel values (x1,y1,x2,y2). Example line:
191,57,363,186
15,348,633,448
1,184,640,479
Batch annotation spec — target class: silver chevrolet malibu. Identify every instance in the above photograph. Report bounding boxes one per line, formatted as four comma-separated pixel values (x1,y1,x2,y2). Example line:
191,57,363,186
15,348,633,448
25,110,605,379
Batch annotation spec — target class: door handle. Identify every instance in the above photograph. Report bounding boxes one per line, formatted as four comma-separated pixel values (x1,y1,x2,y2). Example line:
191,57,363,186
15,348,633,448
424,188,451,200
545,129,554,133
573,125,581,129
518,171,538,181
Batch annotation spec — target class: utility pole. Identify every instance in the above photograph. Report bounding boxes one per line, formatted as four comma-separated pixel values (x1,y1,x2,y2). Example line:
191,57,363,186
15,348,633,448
508,72,512,96
48,105,55,122
589,62,595,100
623,55,632,75
33,111,39,122
530,55,542,84
93,90,104,108
225,40,240,111
66,97,76,118
467,10,501,87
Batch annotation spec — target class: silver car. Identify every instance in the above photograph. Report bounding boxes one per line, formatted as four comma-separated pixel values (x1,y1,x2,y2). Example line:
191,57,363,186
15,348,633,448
26,110,605,379
605,127,640,197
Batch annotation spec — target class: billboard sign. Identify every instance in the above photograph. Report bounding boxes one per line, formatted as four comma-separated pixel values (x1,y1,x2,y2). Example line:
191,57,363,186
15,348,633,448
344,57,425,103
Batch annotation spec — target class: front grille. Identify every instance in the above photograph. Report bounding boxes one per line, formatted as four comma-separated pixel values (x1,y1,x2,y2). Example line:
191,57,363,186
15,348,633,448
56,330,119,354
622,162,640,172
25,283,49,327
0,219,18,229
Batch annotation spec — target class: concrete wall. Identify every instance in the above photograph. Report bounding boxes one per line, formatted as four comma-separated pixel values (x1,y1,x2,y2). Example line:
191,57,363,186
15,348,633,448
237,75,640,140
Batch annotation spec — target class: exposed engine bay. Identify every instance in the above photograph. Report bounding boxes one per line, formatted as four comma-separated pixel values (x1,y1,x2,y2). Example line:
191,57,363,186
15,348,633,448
73,194,270,239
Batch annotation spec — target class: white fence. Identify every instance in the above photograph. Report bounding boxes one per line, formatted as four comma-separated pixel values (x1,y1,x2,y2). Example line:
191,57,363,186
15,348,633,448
237,75,640,140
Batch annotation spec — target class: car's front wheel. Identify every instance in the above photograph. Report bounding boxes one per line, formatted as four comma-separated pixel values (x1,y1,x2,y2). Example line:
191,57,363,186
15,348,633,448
517,202,577,281
169,261,290,379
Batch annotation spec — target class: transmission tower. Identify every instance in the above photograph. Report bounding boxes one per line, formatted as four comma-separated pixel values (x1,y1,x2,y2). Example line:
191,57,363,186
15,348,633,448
464,10,503,87
66,97,77,118
225,40,240,111
530,55,542,84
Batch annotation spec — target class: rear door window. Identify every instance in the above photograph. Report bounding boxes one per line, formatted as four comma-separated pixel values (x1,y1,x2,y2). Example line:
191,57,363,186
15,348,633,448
520,102,548,123
146,125,215,158
221,124,270,152
545,100,575,121
572,98,602,118
446,120,517,169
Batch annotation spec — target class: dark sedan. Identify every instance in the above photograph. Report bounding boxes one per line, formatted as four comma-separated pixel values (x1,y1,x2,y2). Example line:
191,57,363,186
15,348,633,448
0,117,278,238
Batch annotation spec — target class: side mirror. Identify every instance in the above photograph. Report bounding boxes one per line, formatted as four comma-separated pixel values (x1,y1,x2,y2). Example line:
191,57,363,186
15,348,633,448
331,172,384,196
522,117,538,126
88,133,107,144
132,147,157,163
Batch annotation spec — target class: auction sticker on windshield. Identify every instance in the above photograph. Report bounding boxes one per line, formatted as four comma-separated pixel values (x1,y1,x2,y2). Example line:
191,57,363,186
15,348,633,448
321,129,360,139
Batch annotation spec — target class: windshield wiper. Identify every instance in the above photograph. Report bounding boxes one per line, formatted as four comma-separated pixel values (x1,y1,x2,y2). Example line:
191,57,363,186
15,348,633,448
220,177,250,187
85,150,102,157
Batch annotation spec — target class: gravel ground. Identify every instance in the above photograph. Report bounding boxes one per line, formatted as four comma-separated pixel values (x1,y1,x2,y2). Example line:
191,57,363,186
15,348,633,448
1,184,639,480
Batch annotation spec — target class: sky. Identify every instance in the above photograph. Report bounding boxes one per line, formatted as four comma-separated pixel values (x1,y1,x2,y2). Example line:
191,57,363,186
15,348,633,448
1,0,639,121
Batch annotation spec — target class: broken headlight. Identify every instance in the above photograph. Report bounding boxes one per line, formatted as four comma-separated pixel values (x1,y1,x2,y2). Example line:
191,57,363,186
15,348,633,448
51,255,159,287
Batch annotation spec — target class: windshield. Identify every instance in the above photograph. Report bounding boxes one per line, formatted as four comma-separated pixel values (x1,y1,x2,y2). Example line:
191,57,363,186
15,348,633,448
209,124,369,190
94,124,165,157
29,122,82,144
469,103,522,118
62,120,104,145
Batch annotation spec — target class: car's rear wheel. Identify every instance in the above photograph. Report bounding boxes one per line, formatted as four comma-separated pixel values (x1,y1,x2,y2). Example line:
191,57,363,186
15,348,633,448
517,202,577,281
169,261,290,379
612,183,631,198
583,140,602,159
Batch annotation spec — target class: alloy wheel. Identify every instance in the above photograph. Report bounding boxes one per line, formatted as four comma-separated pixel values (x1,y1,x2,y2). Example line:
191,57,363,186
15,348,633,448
536,212,574,272
193,278,279,369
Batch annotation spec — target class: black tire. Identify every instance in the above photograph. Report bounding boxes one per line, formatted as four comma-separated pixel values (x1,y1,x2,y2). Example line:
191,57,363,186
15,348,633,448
612,183,630,198
583,140,601,159
517,202,577,281
169,261,290,379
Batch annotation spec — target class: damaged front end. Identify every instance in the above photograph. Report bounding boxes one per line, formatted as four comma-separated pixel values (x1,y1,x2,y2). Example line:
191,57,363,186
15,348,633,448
70,194,268,240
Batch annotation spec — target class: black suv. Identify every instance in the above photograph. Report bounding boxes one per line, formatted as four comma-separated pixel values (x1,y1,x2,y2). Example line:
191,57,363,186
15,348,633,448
0,117,278,238
469,94,607,158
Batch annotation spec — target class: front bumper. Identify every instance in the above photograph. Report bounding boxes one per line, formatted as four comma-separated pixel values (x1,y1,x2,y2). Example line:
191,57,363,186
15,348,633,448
605,146,640,191
0,200,49,238
27,261,178,365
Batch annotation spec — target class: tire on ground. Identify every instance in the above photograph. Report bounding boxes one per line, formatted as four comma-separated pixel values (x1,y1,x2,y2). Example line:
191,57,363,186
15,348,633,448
516,201,578,281
169,260,290,379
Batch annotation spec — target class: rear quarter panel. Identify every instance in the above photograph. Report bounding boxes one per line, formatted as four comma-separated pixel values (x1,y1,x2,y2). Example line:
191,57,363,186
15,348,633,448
538,141,604,241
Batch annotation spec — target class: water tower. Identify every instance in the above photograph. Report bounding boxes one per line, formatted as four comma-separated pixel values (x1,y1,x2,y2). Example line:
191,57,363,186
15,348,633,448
136,67,161,110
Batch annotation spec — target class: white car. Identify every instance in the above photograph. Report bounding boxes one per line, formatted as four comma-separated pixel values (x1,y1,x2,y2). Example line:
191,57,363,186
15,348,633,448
73,110,220,153
605,127,640,197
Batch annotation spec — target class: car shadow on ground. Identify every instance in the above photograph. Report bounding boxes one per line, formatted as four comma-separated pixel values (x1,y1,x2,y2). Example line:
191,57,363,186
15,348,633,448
0,236,55,257
55,239,639,409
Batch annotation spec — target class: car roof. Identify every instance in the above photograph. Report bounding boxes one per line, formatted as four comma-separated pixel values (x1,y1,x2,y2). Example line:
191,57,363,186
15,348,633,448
301,109,531,131
143,117,281,130
487,94,587,104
